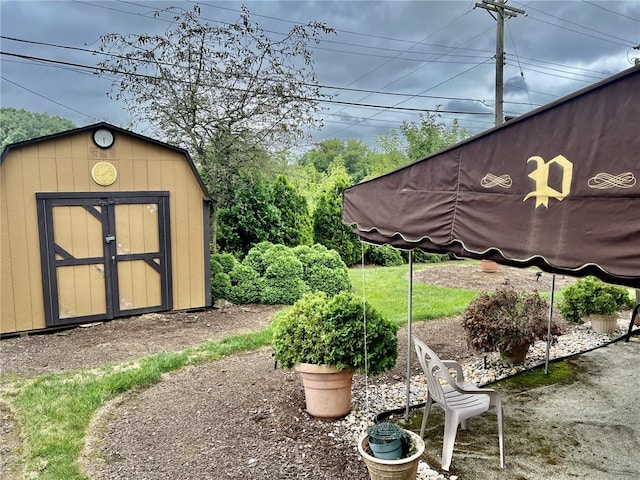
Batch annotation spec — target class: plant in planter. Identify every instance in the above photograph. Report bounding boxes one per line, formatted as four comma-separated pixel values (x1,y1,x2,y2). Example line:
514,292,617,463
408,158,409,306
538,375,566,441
461,288,556,364
559,276,634,333
358,422,425,480
367,422,411,460
272,290,398,420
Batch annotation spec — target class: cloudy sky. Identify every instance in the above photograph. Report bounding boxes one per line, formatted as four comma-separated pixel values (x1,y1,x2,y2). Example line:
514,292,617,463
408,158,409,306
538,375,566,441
1,0,638,150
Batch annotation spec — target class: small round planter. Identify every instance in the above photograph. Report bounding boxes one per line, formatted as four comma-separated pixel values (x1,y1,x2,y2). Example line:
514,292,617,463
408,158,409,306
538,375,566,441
589,314,618,334
294,363,353,420
369,438,403,460
358,430,425,480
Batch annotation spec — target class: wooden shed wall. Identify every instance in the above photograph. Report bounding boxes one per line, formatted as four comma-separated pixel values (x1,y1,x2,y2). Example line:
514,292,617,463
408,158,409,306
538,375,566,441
0,130,208,334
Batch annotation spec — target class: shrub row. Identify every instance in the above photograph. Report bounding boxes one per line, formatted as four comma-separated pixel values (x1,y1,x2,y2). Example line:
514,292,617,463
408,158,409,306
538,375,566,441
211,242,352,305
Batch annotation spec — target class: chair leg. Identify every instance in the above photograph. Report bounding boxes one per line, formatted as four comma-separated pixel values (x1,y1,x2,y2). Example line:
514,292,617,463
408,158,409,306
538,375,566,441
441,412,459,471
420,397,433,438
497,402,505,468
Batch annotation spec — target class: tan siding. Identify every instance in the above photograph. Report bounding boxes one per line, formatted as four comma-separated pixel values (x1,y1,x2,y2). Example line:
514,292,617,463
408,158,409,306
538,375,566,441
1,128,208,333
0,165,16,332
3,150,35,331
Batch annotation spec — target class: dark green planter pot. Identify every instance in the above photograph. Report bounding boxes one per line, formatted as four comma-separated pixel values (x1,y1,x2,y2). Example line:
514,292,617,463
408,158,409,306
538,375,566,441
369,439,403,460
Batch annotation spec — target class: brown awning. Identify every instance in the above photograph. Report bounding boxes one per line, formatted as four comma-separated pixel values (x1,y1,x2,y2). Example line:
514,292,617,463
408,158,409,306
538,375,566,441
343,66,640,288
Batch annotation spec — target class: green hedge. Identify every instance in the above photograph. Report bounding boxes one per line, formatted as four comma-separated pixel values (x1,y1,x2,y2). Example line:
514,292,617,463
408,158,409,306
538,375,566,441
211,242,352,305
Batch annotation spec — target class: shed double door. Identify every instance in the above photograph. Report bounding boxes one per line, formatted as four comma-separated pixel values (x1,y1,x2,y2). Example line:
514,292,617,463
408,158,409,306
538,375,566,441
37,192,172,327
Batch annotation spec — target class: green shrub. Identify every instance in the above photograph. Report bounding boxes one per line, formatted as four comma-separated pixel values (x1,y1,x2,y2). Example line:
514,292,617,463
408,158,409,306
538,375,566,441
242,241,274,275
365,245,404,267
214,252,238,274
211,272,232,302
410,250,455,264
559,276,634,324
261,254,309,304
228,264,263,304
231,242,351,306
210,255,233,302
294,244,352,296
272,291,398,375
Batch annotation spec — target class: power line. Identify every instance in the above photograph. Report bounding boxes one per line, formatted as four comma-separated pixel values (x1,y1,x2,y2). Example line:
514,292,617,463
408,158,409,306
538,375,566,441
0,50,493,116
582,0,640,22
1,36,542,107
516,11,637,48
0,75,98,120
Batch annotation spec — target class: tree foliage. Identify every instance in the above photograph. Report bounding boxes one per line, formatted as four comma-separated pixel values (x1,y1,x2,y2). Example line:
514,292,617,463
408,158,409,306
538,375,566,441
400,113,467,162
374,113,468,176
217,176,283,256
312,167,361,266
297,138,378,184
97,4,333,246
0,108,75,150
271,174,313,247
217,173,314,257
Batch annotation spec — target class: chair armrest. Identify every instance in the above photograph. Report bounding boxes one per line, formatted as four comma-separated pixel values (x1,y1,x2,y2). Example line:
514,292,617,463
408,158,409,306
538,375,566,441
449,383,502,408
442,360,465,382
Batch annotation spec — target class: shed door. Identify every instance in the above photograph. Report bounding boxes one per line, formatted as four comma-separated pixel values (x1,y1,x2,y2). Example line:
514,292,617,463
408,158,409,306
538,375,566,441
37,192,172,327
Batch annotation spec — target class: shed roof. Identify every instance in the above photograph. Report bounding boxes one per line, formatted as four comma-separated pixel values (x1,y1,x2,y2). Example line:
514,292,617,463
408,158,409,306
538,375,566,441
1,121,212,201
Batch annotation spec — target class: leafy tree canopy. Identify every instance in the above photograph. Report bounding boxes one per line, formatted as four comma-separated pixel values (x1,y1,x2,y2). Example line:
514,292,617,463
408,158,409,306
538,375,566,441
376,112,467,169
0,108,76,150
97,4,333,247
297,138,376,183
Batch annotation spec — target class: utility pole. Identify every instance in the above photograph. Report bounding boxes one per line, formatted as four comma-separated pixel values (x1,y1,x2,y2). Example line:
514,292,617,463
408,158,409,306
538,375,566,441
476,0,525,125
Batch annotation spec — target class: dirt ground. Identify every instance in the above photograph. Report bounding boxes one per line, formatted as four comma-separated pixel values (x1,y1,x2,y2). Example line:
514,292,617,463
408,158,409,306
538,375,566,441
0,263,576,480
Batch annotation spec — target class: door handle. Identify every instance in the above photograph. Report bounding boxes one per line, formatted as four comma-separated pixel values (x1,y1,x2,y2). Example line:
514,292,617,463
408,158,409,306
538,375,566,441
105,235,116,244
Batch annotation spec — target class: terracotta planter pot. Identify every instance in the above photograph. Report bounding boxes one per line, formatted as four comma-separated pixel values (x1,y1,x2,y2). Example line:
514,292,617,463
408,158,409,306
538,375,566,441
294,363,353,420
589,314,618,334
358,430,425,480
481,260,499,273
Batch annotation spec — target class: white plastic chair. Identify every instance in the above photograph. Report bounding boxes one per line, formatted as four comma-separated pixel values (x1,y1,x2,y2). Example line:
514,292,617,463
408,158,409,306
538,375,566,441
413,337,505,471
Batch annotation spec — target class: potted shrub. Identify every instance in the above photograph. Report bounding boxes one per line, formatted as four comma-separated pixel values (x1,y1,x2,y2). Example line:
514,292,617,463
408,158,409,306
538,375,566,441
358,423,425,480
461,288,554,364
559,276,634,333
272,291,398,420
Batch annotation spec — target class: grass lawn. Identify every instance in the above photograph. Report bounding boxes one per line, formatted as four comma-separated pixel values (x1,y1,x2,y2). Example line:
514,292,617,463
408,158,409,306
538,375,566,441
348,261,480,325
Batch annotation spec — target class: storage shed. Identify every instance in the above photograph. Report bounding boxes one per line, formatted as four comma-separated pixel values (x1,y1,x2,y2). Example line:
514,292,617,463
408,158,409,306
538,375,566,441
1,122,212,335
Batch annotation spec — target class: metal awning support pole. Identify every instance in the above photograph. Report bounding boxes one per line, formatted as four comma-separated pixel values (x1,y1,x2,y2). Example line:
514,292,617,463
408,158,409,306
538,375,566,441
545,274,556,375
405,251,413,423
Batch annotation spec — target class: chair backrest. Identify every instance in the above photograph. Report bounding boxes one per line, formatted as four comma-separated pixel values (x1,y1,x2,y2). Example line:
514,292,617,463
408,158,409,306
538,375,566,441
413,337,458,406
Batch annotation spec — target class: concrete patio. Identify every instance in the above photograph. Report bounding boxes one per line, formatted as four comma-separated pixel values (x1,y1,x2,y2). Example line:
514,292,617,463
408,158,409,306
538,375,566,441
419,335,640,480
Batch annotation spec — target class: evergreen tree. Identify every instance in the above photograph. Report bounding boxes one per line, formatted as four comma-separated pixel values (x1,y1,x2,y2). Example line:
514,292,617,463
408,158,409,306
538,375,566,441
271,174,313,247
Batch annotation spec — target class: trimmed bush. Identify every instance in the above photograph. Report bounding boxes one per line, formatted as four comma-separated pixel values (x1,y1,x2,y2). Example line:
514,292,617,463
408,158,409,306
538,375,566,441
559,276,634,324
261,254,309,304
365,245,404,267
272,291,398,375
242,241,274,275
214,252,238,274
210,255,234,302
211,272,232,302
228,264,262,304
294,244,352,296
410,250,455,264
